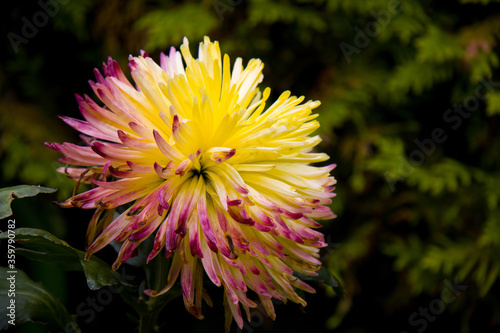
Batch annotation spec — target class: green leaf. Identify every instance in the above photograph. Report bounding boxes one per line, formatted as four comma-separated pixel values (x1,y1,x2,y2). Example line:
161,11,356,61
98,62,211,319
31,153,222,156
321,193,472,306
249,0,326,31
294,266,344,298
415,27,464,63
0,228,119,290
0,185,57,219
134,4,218,52
388,61,454,95
0,266,78,331
486,91,500,116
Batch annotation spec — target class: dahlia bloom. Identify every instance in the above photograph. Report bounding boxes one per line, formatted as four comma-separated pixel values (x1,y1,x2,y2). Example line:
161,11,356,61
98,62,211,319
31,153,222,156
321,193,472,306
46,36,336,329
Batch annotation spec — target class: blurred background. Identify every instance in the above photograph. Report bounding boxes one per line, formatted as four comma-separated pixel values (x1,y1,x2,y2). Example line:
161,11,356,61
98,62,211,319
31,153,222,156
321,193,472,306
1,0,500,332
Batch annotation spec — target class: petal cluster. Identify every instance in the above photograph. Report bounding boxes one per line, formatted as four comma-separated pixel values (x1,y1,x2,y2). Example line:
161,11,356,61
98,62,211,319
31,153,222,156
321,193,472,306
46,36,336,329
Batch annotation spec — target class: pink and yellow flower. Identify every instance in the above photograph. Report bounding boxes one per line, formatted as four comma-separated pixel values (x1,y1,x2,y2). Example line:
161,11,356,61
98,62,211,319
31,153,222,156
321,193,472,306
46,36,336,329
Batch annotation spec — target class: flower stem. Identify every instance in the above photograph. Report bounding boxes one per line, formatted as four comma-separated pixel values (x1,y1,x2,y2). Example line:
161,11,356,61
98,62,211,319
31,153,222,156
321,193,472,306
137,288,181,333
139,311,159,333
135,250,181,333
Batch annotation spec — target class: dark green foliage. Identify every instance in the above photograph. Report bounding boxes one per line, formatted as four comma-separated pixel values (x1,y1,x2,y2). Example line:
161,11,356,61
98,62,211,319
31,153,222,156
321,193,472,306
0,185,56,219
0,266,78,331
0,228,121,289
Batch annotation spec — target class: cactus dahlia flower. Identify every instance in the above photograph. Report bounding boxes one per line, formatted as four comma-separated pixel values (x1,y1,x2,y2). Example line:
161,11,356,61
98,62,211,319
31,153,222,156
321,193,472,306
46,36,336,329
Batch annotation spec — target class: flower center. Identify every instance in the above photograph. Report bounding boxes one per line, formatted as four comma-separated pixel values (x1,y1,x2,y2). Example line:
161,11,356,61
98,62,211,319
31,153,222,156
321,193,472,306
160,146,236,181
